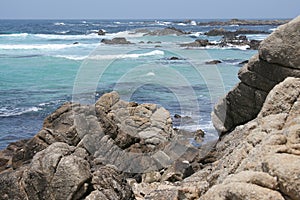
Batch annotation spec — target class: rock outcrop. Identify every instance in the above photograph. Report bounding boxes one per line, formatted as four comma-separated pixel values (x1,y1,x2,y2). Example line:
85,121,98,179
181,36,261,50
212,15,300,134
0,91,202,199
197,18,290,26
135,27,189,36
130,77,300,199
101,37,133,45
0,17,300,200
205,28,269,36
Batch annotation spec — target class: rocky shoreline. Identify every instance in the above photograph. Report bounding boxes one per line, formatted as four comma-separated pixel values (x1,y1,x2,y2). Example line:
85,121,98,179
196,18,291,26
0,16,300,200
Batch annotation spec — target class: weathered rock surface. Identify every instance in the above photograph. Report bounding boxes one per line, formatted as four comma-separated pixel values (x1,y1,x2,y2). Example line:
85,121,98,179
199,77,300,199
130,77,300,199
0,91,202,199
212,15,300,134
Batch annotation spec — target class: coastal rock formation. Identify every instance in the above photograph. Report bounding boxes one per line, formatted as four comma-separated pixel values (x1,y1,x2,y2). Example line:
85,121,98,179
181,36,261,50
130,77,300,199
205,28,269,36
0,91,202,199
0,17,300,200
135,27,189,36
101,37,133,45
212,15,300,134
197,18,290,26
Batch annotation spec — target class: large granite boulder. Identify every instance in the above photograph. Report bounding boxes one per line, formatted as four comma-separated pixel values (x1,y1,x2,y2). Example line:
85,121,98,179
212,15,300,134
0,91,201,199
131,77,300,199
200,77,300,199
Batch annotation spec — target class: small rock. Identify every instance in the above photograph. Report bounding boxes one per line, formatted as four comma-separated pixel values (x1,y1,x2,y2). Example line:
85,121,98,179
205,60,222,65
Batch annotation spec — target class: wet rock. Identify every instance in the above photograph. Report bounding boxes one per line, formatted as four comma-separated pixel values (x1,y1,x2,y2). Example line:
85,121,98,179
205,60,222,65
98,29,106,35
101,37,133,45
180,39,210,47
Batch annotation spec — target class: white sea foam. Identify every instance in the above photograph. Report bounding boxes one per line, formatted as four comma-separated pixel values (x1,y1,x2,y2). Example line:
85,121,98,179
245,34,269,41
0,33,29,38
0,43,92,50
54,55,89,60
87,50,164,60
54,22,66,26
177,23,187,26
0,106,41,117
146,72,155,76
34,33,101,40
155,21,172,26
229,24,239,27
269,28,277,32
189,32,203,37
190,21,197,26
106,31,145,38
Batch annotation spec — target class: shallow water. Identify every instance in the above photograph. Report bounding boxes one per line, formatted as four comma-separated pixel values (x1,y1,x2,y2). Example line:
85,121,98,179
0,19,276,149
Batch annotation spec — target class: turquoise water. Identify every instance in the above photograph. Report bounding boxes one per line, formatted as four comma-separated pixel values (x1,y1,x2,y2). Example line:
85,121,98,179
0,19,275,149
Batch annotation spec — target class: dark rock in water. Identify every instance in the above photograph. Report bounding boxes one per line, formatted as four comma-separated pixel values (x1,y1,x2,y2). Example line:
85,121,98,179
205,60,222,65
169,57,180,60
146,27,189,36
248,40,261,50
98,29,106,35
73,42,79,45
212,16,300,134
101,37,133,45
205,28,231,36
180,39,210,47
174,114,181,118
239,60,249,65
139,41,145,44
205,28,269,38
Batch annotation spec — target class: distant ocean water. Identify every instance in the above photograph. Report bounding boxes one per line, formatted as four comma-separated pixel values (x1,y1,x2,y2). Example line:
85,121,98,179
0,19,279,149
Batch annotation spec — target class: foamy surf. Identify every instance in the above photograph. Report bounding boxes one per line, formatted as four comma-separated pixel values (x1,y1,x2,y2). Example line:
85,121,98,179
0,106,41,117
87,50,165,60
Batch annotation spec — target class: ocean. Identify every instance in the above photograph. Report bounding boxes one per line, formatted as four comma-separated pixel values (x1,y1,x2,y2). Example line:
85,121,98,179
0,19,278,149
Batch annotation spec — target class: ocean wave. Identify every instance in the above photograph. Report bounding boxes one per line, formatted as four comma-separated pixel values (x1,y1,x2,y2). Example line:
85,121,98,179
0,33,29,38
190,21,197,26
87,50,165,60
189,32,203,38
183,45,250,51
0,43,84,50
34,33,101,40
154,21,173,26
54,22,66,26
54,55,89,60
0,106,41,117
269,28,277,32
245,34,269,41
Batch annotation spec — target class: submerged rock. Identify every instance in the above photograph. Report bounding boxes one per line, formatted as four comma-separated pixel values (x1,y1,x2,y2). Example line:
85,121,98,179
205,60,222,65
